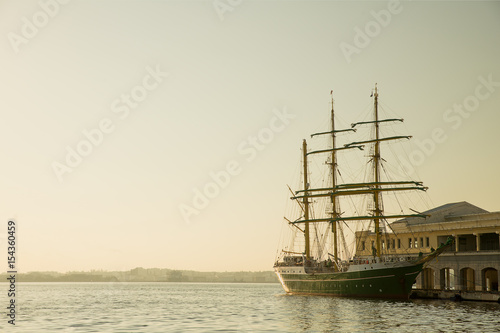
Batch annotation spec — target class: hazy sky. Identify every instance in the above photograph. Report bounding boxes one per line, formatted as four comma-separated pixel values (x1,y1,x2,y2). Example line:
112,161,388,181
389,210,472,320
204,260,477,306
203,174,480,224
1,0,499,273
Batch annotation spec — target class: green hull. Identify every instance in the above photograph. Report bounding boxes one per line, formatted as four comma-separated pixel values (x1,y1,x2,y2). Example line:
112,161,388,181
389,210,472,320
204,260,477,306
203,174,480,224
276,263,424,299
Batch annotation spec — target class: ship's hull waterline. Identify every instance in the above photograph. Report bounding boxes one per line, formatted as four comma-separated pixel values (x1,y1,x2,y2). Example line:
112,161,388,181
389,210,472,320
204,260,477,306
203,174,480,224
275,263,424,299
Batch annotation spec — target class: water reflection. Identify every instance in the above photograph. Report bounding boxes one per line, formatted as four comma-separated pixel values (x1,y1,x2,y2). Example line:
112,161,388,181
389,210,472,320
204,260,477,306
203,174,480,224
8,283,500,332
276,293,500,332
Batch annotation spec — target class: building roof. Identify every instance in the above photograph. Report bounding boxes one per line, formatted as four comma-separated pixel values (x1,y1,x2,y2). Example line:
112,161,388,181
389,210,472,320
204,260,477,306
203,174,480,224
392,201,489,227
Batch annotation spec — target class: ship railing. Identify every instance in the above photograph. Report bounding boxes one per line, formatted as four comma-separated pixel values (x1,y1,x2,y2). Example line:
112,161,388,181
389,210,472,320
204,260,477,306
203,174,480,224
274,261,304,267
350,255,417,265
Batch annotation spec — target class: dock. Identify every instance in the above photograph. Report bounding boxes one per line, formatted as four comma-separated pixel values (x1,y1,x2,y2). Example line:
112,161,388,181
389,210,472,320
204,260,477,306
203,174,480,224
411,288,500,302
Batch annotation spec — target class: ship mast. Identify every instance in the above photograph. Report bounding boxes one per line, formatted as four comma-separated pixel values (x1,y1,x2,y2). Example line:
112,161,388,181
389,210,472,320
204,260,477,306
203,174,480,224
373,84,383,257
295,92,360,264
302,139,311,260
330,93,339,263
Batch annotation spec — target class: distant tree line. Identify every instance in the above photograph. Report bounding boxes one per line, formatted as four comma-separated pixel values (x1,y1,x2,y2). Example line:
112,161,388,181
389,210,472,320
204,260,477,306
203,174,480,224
0,268,278,283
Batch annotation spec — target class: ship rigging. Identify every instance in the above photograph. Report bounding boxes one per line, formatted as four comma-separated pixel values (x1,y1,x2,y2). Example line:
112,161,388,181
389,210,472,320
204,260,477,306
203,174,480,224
274,85,452,299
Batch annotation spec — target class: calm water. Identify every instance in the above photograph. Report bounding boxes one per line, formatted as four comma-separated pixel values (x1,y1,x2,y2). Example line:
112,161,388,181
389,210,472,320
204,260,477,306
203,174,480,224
1,282,499,332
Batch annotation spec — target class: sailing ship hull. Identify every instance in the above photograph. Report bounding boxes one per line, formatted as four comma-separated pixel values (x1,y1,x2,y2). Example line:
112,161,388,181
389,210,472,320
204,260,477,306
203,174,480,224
275,263,424,299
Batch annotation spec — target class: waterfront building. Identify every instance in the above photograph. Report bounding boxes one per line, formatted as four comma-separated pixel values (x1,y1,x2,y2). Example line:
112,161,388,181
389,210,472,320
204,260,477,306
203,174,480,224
355,202,500,292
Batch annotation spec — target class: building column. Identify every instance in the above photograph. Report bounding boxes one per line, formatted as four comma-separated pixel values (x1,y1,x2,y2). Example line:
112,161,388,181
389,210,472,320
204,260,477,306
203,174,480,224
433,267,440,290
475,268,482,291
454,263,461,291
453,234,459,252
474,233,481,252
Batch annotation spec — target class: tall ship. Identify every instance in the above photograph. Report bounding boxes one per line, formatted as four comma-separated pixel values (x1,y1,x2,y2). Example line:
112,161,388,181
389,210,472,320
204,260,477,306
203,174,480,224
274,85,452,299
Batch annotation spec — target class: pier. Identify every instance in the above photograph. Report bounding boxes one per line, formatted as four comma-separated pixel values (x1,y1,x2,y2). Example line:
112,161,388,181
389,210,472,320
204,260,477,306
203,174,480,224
411,289,500,302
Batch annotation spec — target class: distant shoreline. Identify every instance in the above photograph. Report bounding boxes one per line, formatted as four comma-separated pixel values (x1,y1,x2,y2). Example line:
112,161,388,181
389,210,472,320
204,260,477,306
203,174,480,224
0,268,279,283
0,281,281,284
